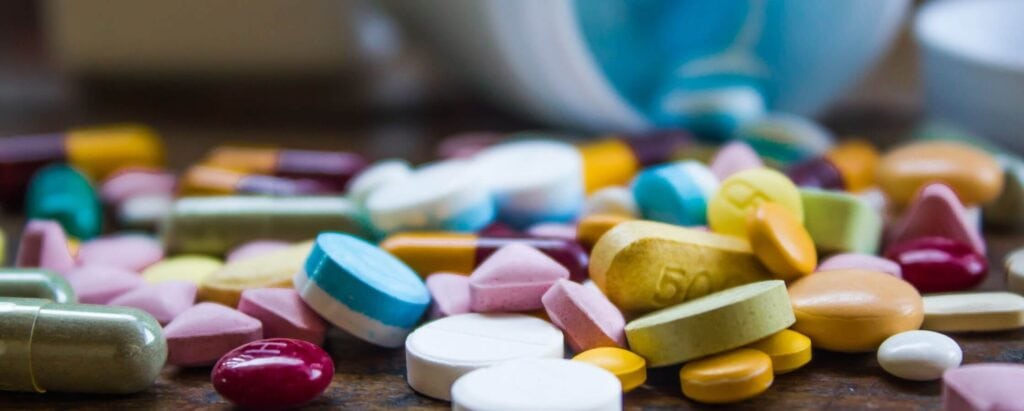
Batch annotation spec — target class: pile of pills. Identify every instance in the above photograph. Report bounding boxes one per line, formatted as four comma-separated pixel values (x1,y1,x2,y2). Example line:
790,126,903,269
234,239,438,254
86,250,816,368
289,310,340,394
2,119,1024,410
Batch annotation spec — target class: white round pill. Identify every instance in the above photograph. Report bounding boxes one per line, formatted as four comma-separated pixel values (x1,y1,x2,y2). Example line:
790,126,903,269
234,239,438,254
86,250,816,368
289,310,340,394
583,186,639,218
346,159,411,206
367,159,494,233
405,313,564,401
877,330,962,381
451,358,621,411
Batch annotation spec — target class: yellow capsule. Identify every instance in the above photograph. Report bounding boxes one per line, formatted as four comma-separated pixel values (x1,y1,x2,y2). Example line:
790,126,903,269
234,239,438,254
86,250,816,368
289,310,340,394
65,124,164,180
576,213,633,249
198,241,313,306
746,202,817,281
823,139,879,193
142,255,224,284
579,138,639,193
573,347,647,392
679,348,773,404
746,329,813,374
0,227,5,264
708,168,803,238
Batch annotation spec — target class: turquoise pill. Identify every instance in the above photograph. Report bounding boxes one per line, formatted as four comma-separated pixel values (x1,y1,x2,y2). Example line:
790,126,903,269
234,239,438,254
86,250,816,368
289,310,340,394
26,165,102,239
632,161,719,226
0,269,76,303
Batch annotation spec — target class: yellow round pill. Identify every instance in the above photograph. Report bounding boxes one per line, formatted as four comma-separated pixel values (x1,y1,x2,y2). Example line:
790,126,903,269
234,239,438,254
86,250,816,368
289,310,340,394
142,255,223,284
745,329,812,374
579,138,639,193
576,213,633,249
679,348,773,404
746,202,817,281
708,168,803,238
573,347,647,393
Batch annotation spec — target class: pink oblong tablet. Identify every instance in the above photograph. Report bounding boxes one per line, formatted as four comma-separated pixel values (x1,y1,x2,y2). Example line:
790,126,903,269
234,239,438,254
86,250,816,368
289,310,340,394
164,303,263,367
16,220,76,275
817,253,902,277
100,168,177,205
108,280,197,325
943,364,1024,411
425,273,471,320
542,279,626,353
469,244,569,312
78,234,164,272
237,288,327,345
226,240,291,262
710,141,764,180
65,264,144,304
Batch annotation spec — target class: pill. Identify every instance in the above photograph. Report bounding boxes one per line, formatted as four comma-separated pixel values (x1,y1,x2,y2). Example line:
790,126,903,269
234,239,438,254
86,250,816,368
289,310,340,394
468,244,569,312
878,141,1004,207
161,196,370,254
0,125,163,206
572,347,646,393
885,237,988,293
98,168,176,206
576,213,633,250
817,253,902,277
709,141,763,180
199,241,313,306
800,189,883,254
142,254,223,284
345,158,412,206
164,302,263,367
736,113,834,166
786,139,879,192
877,330,962,381
366,159,495,233
226,240,290,262
295,233,429,348
25,165,102,239
785,156,845,191
64,265,143,305
425,273,471,319
1007,248,1024,295
116,194,174,229
788,269,923,352
708,168,803,238
15,220,76,275
404,313,564,401
380,232,589,282
181,165,333,196
204,146,367,192
436,131,504,159
650,80,765,139
107,281,197,325
542,279,626,353
745,329,812,374
632,161,719,226
0,297,166,394
942,364,1024,411
0,226,5,265
526,222,578,242
583,186,639,218
921,292,1024,332
451,358,621,411
0,269,75,303
578,131,691,193
477,221,520,237
746,202,817,281
983,155,1024,228
679,348,773,404
237,288,328,345
212,338,334,410
77,234,164,272
590,220,772,314
887,183,986,255
626,280,793,367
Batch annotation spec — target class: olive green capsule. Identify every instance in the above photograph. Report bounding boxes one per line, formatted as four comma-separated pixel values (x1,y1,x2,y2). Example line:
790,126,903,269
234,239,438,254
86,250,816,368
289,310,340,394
0,298,166,394
0,270,76,303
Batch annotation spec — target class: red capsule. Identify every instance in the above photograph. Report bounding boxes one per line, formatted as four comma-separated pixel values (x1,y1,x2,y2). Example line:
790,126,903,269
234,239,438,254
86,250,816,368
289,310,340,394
884,236,988,293
212,338,334,410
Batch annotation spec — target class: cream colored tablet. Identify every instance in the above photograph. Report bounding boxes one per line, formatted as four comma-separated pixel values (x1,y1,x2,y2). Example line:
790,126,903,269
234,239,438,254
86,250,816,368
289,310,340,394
922,292,1024,332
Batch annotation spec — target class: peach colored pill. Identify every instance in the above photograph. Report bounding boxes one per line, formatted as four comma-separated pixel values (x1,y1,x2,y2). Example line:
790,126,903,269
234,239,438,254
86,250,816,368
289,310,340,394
572,347,646,393
877,141,1003,207
679,348,773,404
746,202,817,281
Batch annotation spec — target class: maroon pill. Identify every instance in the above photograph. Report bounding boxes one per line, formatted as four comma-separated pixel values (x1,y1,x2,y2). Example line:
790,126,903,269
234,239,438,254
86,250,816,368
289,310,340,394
212,338,334,410
885,236,988,293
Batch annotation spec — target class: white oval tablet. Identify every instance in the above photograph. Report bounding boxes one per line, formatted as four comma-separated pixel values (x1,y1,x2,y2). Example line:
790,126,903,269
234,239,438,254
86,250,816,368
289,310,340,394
346,159,412,206
366,160,494,233
922,292,1024,332
1005,248,1024,296
451,358,621,411
583,186,639,218
877,330,962,381
472,140,585,228
405,313,564,401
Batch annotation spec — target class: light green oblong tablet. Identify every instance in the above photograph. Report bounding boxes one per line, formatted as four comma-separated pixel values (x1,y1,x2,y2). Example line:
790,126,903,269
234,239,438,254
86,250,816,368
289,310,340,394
141,255,223,284
625,280,794,367
800,189,882,254
0,269,76,303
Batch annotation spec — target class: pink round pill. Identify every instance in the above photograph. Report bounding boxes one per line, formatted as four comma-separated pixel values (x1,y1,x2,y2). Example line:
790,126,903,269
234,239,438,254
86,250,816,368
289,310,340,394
226,240,291,262
817,253,902,277
885,236,988,293
212,338,334,410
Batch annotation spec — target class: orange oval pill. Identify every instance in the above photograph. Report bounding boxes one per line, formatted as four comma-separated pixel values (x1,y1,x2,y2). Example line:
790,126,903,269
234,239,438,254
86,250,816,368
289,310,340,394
788,269,923,352
824,139,879,193
576,213,633,249
746,202,817,281
679,348,773,404
877,141,1003,206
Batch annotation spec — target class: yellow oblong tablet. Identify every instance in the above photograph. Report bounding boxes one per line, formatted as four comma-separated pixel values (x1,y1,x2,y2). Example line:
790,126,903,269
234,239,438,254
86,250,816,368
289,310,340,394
142,255,223,284
590,220,772,313
198,240,313,306
708,168,803,238
576,213,633,249
679,348,773,404
745,329,812,374
573,347,647,392
747,202,817,281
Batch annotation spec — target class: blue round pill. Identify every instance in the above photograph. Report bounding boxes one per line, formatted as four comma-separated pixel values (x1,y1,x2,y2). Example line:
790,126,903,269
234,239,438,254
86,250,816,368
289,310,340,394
632,161,719,226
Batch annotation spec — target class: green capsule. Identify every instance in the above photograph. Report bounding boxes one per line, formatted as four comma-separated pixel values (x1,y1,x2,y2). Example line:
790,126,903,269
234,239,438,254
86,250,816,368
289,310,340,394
25,164,102,239
0,298,166,394
0,270,76,303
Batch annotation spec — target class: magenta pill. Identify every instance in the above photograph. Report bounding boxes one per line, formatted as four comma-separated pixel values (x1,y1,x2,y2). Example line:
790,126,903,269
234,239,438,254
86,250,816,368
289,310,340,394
885,236,988,293
212,338,334,410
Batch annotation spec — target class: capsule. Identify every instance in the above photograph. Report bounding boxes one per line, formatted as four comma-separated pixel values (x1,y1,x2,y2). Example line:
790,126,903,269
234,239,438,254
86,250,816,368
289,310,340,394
161,196,372,254
786,140,879,192
25,165,102,239
0,270,75,303
0,297,166,394
180,165,334,196
380,233,589,282
578,130,693,193
204,146,367,191
0,125,164,206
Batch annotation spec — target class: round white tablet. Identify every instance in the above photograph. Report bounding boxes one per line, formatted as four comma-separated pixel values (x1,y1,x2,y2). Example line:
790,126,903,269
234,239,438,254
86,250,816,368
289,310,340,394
405,313,564,401
346,159,411,206
451,358,621,411
366,159,494,233
877,330,962,381
583,186,639,217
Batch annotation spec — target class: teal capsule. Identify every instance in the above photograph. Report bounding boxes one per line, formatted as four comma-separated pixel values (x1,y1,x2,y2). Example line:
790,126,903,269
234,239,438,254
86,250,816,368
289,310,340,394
0,298,166,394
26,165,102,239
0,269,76,303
